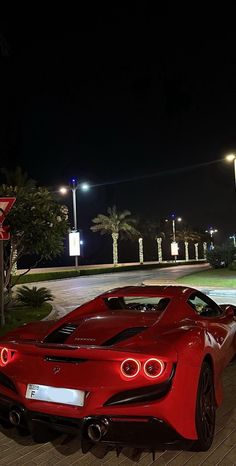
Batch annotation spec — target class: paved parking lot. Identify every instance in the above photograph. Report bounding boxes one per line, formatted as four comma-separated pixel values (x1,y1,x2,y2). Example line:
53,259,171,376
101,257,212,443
6,266,236,464
0,361,235,466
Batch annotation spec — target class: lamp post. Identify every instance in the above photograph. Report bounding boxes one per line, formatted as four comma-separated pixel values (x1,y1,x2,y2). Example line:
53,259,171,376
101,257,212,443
60,179,89,268
205,227,218,250
225,153,236,189
171,215,182,242
166,215,182,262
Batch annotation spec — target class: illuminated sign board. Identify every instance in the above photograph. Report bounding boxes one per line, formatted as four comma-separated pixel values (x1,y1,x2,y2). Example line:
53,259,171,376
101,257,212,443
69,232,80,256
171,241,179,256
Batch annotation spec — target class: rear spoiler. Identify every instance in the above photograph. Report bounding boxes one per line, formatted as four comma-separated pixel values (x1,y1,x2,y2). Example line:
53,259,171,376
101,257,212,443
4,340,177,362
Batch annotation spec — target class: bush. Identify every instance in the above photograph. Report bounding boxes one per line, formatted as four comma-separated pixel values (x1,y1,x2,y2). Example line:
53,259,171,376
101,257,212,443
16,286,54,307
228,261,236,271
206,244,236,269
12,270,81,285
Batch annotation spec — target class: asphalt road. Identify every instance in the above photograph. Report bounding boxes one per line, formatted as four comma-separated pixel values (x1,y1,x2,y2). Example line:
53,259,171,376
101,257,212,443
30,263,236,317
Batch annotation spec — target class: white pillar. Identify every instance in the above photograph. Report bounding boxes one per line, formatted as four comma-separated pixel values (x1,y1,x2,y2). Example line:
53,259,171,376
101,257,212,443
194,243,199,261
112,233,119,266
156,237,163,262
184,241,189,262
203,242,207,259
138,238,144,264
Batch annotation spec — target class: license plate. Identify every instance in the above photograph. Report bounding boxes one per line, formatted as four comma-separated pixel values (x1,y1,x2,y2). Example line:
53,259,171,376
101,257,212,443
25,384,85,406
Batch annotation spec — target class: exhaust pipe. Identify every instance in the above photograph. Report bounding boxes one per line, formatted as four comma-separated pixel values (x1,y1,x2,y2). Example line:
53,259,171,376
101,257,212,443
9,409,21,426
87,418,109,442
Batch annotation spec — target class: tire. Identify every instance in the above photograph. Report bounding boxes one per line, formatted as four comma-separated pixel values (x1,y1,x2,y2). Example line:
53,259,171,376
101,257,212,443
193,361,215,451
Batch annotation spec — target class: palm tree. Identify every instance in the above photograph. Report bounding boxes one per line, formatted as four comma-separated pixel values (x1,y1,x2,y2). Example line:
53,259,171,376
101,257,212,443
174,225,202,261
90,206,139,265
0,166,35,190
139,218,165,262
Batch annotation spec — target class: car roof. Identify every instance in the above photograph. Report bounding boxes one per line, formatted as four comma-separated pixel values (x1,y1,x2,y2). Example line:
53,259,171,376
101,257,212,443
100,285,196,299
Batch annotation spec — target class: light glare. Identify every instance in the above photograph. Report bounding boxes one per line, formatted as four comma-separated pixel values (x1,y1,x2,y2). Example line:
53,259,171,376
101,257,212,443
226,154,236,162
59,187,68,194
81,183,89,191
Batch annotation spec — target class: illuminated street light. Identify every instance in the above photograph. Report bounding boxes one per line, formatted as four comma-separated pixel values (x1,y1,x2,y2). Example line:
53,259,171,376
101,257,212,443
166,215,182,262
171,214,182,243
59,187,67,195
60,179,90,268
205,227,218,250
225,153,236,189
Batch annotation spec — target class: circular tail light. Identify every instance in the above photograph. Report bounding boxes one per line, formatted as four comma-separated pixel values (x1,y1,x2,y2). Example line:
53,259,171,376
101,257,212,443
0,347,10,366
144,358,164,378
121,358,140,378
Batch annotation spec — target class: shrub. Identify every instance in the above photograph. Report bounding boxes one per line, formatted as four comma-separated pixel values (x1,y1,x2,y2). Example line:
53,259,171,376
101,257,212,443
228,261,236,271
16,286,54,307
206,244,236,269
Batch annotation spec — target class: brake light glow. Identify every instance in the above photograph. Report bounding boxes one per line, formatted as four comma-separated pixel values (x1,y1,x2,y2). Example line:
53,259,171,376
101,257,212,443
0,347,11,366
121,358,141,378
144,358,164,378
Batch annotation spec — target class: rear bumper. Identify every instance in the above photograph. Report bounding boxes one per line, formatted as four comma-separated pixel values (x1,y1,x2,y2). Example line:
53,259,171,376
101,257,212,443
0,393,186,450
81,415,185,451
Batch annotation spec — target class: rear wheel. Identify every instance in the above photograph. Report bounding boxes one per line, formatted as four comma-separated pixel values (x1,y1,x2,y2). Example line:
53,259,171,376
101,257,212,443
193,361,215,451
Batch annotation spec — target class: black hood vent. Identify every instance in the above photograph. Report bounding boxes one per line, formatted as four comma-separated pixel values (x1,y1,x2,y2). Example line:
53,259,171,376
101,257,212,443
101,327,147,347
44,323,78,344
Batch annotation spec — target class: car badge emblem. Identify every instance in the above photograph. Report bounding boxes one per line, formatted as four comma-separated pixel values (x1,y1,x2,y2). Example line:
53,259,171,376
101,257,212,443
53,367,61,374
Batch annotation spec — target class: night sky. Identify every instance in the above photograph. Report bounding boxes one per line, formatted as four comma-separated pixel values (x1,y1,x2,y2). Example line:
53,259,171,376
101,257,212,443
1,8,236,264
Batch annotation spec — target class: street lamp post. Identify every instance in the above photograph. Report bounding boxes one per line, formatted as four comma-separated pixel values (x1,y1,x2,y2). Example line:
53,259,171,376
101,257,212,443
205,227,218,250
60,179,89,268
168,215,182,262
225,154,236,189
71,179,79,268
71,179,78,233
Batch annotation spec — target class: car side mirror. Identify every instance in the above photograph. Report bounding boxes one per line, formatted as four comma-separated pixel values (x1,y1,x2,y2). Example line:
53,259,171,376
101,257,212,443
225,306,235,317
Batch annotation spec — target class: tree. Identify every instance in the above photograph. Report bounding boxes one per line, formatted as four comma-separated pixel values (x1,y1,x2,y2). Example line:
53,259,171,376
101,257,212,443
90,206,139,265
0,170,69,306
173,225,203,261
138,217,165,262
0,166,35,189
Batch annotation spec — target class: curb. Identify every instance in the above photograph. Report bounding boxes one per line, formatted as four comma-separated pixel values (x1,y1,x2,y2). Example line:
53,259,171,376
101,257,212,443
42,304,67,320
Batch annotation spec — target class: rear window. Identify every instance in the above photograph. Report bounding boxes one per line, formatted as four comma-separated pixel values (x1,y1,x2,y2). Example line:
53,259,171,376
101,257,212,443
104,296,170,312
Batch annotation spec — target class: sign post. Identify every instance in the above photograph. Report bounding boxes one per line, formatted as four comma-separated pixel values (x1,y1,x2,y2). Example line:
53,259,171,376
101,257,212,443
0,197,16,326
171,241,179,262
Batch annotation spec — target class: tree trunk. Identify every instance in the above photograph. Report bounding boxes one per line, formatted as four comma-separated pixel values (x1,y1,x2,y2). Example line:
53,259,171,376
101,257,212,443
184,241,189,261
138,237,144,264
112,233,119,266
156,237,163,262
203,242,207,259
194,243,199,261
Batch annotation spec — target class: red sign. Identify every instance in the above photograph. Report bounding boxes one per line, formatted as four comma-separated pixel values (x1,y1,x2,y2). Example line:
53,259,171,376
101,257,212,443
0,197,16,224
0,226,10,241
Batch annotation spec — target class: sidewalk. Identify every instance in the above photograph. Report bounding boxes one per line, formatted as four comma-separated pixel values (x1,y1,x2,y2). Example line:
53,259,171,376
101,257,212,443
16,259,206,274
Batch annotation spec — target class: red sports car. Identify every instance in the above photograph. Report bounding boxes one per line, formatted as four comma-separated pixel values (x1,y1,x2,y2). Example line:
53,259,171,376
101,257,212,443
0,285,235,453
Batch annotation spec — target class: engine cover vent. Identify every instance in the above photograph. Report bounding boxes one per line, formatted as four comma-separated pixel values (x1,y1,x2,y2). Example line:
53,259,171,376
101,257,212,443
44,323,78,344
101,327,147,346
